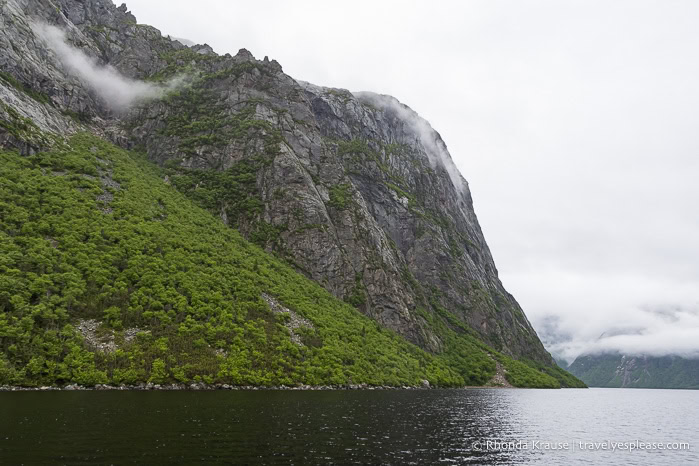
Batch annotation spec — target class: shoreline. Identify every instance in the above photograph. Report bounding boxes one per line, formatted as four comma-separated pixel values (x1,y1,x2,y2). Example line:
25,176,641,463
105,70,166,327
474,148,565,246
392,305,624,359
0,382,518,392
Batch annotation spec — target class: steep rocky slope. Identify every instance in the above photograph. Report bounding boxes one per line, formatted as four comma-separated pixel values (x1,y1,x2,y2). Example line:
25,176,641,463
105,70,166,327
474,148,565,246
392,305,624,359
0,0,580,385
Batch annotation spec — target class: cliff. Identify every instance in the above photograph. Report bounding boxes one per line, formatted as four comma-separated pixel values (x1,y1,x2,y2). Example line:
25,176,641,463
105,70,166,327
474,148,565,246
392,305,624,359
0,0,582,387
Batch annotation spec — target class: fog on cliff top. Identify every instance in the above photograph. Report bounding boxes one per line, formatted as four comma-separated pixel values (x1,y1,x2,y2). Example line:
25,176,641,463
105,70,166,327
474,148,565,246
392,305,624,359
354,91,466,194
122,0,699,362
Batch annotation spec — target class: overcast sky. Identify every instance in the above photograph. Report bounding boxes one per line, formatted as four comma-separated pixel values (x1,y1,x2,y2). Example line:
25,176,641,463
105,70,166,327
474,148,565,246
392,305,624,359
124,0,699,362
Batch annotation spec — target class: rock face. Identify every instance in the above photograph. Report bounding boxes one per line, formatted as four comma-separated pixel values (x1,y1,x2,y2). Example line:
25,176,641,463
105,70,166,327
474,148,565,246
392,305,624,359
0,0,553,364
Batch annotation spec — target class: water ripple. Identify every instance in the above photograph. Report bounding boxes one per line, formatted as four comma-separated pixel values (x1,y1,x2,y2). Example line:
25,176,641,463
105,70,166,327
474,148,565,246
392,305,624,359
0,388,696,465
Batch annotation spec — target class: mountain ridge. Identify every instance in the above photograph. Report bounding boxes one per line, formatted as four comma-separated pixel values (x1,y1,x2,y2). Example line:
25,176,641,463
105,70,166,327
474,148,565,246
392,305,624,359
566,353,699,389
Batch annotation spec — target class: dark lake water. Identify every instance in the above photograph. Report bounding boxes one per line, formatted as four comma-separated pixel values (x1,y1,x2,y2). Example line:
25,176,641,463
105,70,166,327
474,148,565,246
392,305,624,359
0,388,696,465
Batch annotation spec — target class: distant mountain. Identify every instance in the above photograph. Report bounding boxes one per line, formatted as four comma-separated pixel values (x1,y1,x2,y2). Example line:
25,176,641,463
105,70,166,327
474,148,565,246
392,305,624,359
568,354,699,389
555,358,570,370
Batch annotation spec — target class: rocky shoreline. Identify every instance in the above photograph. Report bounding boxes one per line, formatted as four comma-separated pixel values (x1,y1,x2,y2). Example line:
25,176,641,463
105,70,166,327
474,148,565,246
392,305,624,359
0,381,522,391
0,380,439,391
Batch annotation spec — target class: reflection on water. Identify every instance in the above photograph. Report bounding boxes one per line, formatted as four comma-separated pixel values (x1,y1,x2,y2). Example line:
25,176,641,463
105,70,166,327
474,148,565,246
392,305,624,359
0,388,696,465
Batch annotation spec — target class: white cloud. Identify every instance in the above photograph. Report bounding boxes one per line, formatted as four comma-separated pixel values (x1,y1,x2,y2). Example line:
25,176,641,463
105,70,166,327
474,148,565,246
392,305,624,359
32,21,183,110
520,270,699,362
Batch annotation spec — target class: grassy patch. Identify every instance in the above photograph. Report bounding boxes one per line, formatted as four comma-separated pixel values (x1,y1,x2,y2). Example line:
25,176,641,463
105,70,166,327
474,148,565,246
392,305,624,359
327,183,352,210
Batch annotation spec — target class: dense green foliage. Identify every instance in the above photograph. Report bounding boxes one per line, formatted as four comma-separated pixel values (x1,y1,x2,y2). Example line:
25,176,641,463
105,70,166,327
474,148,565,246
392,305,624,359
0,134,583,388
416,302,582,388
165,161,262,223
497,357,585,388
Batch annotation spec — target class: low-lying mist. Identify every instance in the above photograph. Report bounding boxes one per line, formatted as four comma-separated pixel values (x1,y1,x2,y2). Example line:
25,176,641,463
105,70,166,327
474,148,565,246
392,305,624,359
538,304,699,364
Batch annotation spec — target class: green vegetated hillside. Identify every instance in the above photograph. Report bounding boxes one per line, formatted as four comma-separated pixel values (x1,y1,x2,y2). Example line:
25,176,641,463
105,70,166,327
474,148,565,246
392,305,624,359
0,133,583,388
